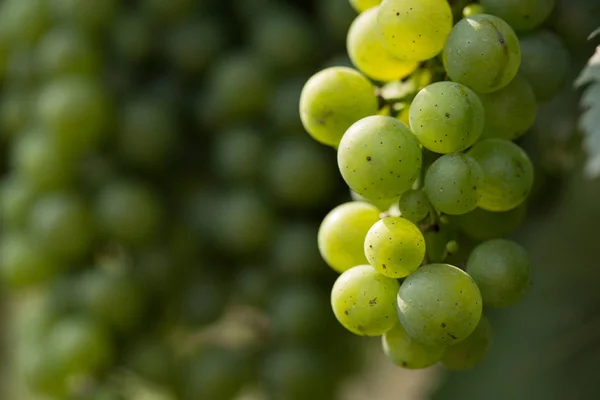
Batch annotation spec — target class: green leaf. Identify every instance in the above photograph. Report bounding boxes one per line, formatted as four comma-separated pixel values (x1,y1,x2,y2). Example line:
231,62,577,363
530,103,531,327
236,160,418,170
576,45,600,178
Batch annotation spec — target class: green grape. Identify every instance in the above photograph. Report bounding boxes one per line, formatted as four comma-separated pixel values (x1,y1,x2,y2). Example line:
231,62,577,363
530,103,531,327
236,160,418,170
268,77,304,132
95,180,163,245
347,7,418,82
0,175,38,229
377,0,453,61
11,129,76,191
442,314,493,370
47,317,113,375
466,239,531,307
423,224,455,263
479,74,537,140
80,267,144,331
112,13,153,63
519,30,570,102
265,137,335,208
451,205,526,240
165,16,227,75
463,3,485,18
37,77,110,157
397,263,482,346
299,66,377,147
446,240,460,255
118,96,178,169
177,273,229,328
0,233,61,289
0,86,32,139
382,322,445,369
214,189,275,254
183,347,251,400
269,284,330,342
263,347,336,400
550,0,600,51
349,0,381,13
467,139,534,212
51,0,117,32
28,192,94,260
337,116,422,200
479,0,555,32
36,27,99,77
211,126,263,182
318,201,381,274
398,189,431,223
424,153,485,215
198,51,271,128
350,190,399,212
331,265,400,336
125,339,176,387
271,222,324,278
410,82,485,154
250,7,317,71
0,0,50,45
235,267,272,309
364,217,425,278
443,14,521,93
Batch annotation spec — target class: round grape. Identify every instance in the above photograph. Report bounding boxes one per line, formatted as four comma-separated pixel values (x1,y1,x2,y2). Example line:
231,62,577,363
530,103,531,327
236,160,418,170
424,153,485,215
410,82,485,154
451,205,526,240
338,115,422,200
299,67,377,147
467,239,531,307
349,0,381,13
331,265,399,336
398,189,431,223
442,314,493,370
382,322,445,369
463,3,484,18
479,0,555,32
364,217,425,278
467,139,534,212
444,14,521,93
397,263,483,347
318,201,381,274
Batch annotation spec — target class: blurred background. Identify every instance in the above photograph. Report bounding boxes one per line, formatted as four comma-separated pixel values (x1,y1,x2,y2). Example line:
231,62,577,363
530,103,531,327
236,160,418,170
0,0,599,399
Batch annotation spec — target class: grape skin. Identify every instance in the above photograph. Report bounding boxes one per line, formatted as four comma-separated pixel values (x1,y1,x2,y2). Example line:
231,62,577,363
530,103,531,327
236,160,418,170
479,0,555,32
398,189,431,223
337,115,422,201
331,265,400,336
424,153,485,215
349,0,382,13
377,0,453,62
478,74,537,140
347,7,418,82
410,81,485,154
467,139,534,212
443,14,521,94
442,314,493,370
450,205,526,240
299,67,378,147
382,322,445,369
467,239,531,307
318,201,381,274
364,217,425,278
397,263,483,347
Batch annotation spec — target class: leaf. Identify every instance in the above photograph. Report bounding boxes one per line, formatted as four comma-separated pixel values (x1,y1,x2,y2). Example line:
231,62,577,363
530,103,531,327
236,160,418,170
576,44,600,178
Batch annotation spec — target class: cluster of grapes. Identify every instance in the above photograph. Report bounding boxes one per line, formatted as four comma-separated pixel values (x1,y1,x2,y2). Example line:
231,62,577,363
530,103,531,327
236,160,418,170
300,0,570,371
0,0,364,399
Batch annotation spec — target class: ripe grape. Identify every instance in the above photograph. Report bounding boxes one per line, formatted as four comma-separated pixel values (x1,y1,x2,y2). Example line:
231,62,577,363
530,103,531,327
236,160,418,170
318,202,381,273
350,190,399,212
398,189,431,223
442,314,493,370
397,263,483,347
382,322,445,369
444,14,521,93
364,217,425,278
337,115,422,200
347,7,418,82
349,0,382,13
299,66,377,147
377,0,453,62
519,30,570,102
424,153,485,215
462,4,484,18
451,205,526,240
331,265,399,336
479,0,555,32
410,81,485,154
467,139,534,212
467,239,531,307
478,74,537,140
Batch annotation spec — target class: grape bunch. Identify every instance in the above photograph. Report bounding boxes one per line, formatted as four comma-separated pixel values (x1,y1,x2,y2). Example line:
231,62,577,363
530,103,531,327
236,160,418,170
0,0,366,399
300,0,569,371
